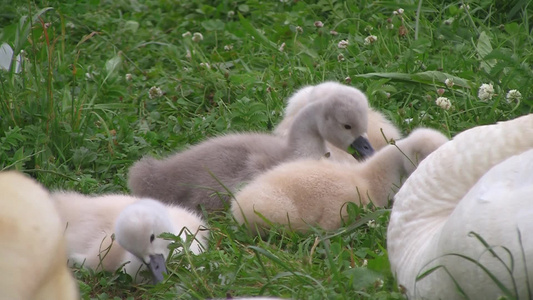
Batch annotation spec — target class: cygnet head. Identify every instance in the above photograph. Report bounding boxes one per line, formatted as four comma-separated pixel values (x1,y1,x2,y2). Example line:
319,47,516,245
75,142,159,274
115,199,174,284
312,82,374,159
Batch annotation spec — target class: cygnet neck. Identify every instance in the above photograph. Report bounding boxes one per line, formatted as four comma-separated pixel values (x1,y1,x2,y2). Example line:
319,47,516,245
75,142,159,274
360,141,413,207
286,102,328,159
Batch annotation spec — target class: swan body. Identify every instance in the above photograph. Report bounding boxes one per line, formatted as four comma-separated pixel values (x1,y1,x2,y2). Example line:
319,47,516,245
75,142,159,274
0,171,78,300
387,114,533,299
274,82,402,162
129,82,372,212
51,192,208,283
231,128,448,234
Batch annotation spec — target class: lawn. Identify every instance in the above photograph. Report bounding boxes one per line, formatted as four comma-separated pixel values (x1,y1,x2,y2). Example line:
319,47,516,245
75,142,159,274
1,0,532,299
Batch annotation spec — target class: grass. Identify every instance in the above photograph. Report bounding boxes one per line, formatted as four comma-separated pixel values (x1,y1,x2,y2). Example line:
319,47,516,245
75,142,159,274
1,0,532,299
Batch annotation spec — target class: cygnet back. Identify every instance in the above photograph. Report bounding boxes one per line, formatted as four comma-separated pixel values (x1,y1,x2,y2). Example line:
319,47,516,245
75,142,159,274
0,171,78,300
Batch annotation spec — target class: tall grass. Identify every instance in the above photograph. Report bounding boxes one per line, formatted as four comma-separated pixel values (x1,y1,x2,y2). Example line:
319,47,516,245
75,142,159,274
1,0,532,299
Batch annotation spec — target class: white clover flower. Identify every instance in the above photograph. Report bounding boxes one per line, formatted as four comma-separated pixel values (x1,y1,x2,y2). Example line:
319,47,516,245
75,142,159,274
224,44,233,51
445,78,454,88
386,23,394,30
437,34,445,40
148,86,163,99
278,42,286,52
185,49,192,60
344,76,351,83
314,21,324,28
125,73,133,81
66,22,75,29
182,31,191,38
393,10,398,15
330,30,338,36
364,35,378,45
444,18,454,25
367,220,377,228
506,89,522,103
397,8,404,14
375,278,384,289
364,25,373,32
478,83,495,102
337,53,345,62
295,26,303,33
436,97,451,110
227,11,235,18
459,4,470,10
192,32,204,42
404,118,413,124
337,39,349,49
199,62,210,69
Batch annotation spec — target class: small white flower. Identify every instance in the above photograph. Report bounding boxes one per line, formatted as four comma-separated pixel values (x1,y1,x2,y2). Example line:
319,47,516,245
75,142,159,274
66,22,75,29
295,26,303,33
125,73,133,81
367,220,377,228
192,32,204,42
182,31,191,38
437,34,445,40
227,11,235,18
364,35,378,45
404,118,413,124
364,25,373,32
375,278,384,289
436,97,451,110
224,44,233,51
393,10,398,15
337,53,345,62
185,49,192,60
362,259,368,267
459,4,470,10
314,21,324,28
278,42,286,52
199,62,210,69
344,76,351,83
478,83,495,102
445,78,454,88
386,23,394,30
397,8,404,14
330,30,338,36
148,86,163,99
506,89,522,103
337,39,349,49
444,18,454,25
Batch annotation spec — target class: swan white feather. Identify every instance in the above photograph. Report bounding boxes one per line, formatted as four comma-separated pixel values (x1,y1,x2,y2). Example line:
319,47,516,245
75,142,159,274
387,114,533,299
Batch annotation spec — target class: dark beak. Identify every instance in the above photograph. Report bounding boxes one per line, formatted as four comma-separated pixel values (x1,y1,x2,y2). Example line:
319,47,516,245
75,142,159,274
350,136,375,161
147,254,167,284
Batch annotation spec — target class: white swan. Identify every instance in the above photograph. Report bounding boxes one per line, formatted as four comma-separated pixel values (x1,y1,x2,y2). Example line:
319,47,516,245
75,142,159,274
274,81,402,162
231,128,448,234
51,192,208,283
387,114,533,299
0,171,78,300
128,83,372,212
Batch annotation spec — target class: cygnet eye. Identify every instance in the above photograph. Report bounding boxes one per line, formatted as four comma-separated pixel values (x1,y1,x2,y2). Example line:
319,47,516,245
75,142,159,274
344,124,352,130
150,234,155,243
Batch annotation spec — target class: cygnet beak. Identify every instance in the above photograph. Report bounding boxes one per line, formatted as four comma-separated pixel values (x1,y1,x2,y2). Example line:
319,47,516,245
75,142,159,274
349,136,375,161
147,253,167,284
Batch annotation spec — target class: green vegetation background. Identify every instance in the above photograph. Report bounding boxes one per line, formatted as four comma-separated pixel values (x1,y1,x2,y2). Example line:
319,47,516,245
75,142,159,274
0,0,531,299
